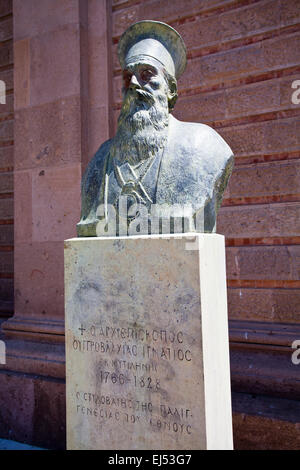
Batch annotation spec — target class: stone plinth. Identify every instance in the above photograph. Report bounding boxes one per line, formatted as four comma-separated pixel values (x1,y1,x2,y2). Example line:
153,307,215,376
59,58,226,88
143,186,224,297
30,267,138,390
64,234,233,450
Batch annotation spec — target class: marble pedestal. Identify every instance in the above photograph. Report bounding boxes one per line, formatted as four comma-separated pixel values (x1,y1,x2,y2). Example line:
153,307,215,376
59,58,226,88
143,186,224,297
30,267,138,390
64,234,233,450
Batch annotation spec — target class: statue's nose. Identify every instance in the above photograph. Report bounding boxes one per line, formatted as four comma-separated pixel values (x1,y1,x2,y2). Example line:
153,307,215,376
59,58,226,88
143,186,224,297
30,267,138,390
129,74,140,89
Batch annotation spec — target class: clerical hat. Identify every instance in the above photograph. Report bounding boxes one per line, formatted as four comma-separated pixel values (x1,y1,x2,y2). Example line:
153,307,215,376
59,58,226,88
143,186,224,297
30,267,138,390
118,20,187,79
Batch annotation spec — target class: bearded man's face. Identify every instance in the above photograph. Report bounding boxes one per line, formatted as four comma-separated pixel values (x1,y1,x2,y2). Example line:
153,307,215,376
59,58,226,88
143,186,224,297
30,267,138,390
111,59,173,165
118,59,170,131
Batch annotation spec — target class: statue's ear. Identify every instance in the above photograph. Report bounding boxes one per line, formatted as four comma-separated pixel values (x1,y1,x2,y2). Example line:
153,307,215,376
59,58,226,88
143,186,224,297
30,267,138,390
167,76,178,111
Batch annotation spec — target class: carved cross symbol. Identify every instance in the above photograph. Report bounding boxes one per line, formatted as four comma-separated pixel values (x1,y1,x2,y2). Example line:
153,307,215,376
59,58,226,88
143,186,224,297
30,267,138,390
78,324,86,336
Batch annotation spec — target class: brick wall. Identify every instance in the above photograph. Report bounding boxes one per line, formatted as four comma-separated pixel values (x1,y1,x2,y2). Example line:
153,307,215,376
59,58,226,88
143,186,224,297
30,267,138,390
0,0,13,327
0,0,298,450
111,0,300,449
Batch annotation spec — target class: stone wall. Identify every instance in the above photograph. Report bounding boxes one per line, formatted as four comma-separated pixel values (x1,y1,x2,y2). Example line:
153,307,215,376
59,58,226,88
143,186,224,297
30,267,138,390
0,0,113,450
0,0,13,327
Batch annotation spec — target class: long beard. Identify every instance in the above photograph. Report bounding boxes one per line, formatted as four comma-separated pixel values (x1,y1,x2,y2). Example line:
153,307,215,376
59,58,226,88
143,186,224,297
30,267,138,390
111,88,169,166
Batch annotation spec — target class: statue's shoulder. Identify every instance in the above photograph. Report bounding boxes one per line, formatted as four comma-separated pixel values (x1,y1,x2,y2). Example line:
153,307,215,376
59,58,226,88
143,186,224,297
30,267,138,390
87,139,112,171
81,139,112,194
82,139,112,185
169,115,233,164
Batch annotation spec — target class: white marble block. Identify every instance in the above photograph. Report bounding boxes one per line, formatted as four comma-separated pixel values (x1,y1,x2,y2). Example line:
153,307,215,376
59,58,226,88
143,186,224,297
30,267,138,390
64,233,233,450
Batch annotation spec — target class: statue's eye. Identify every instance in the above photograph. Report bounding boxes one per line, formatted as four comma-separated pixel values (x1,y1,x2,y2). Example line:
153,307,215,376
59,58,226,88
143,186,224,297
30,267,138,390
140,69,154,82
123,70,132,89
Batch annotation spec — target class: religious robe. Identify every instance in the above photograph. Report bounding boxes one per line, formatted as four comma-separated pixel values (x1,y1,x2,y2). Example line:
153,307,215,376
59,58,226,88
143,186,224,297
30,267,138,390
77,114,234,236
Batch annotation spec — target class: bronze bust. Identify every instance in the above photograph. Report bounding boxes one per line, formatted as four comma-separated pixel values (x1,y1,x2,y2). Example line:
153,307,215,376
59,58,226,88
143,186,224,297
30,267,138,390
77,21,234,237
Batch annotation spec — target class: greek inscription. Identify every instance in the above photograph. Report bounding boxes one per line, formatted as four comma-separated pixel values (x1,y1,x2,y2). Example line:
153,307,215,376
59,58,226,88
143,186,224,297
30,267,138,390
160,405,192,420
78,324,86,335
78,324,185,346
99,370,129,385
149,418,192,435
76,405,121,421
72,320,195,437
76,391,153,413
72,337,192,362
75,391,194,434
111,359,157,373
133,375,160,390
142,345,192,362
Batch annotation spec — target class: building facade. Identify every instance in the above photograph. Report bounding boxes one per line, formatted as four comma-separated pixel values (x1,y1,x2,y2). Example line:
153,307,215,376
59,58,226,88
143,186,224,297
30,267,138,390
0,0,299,449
